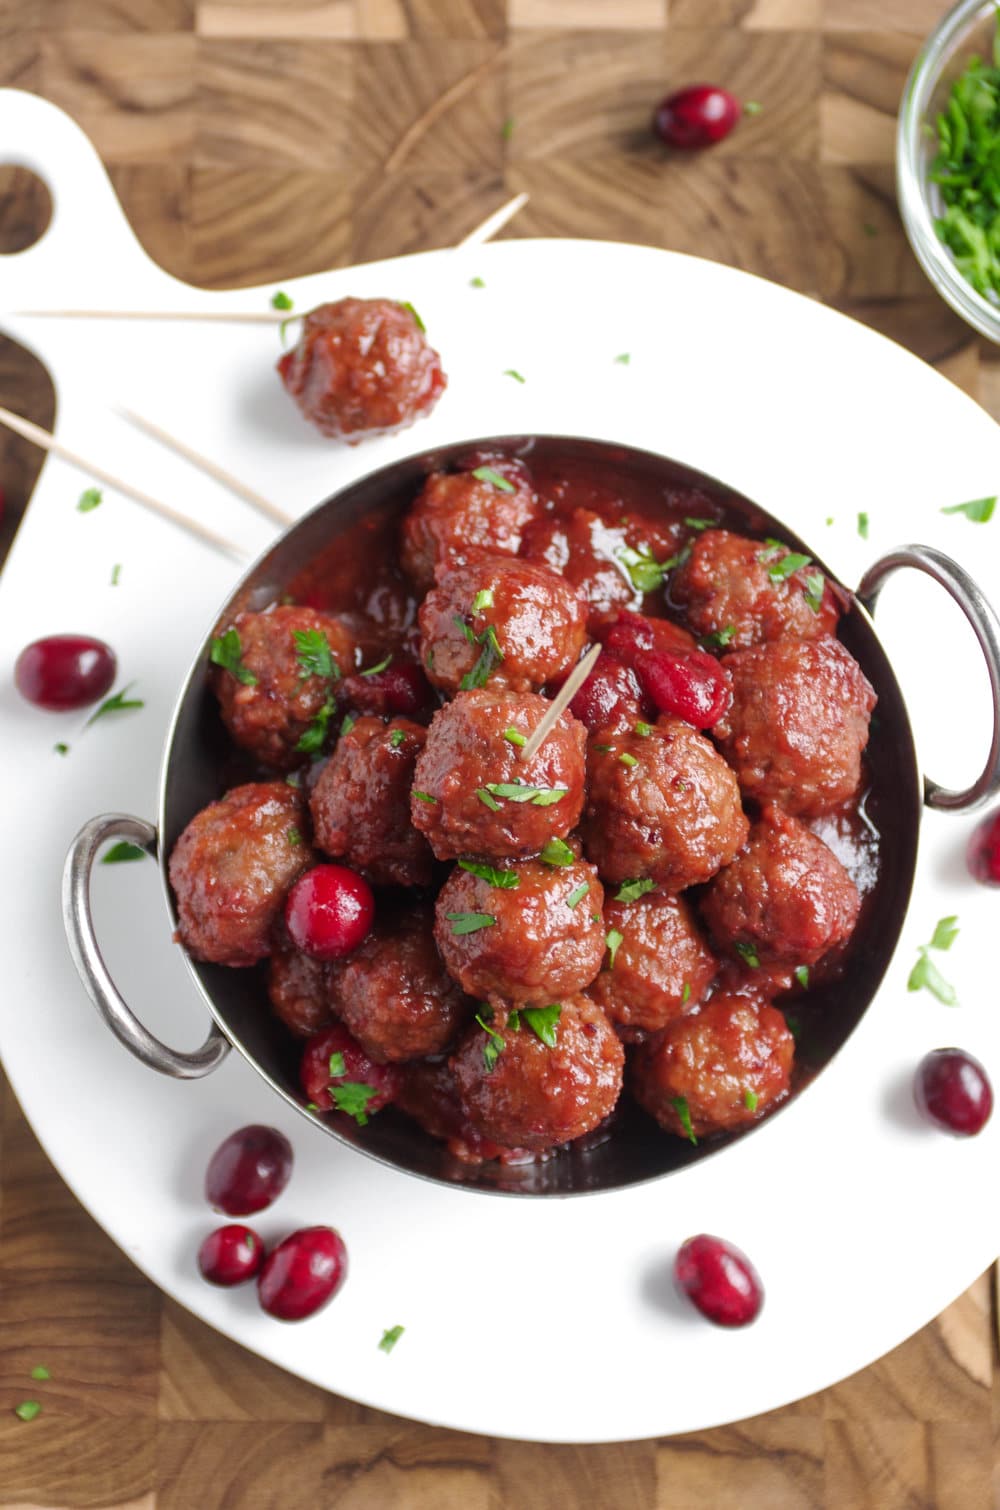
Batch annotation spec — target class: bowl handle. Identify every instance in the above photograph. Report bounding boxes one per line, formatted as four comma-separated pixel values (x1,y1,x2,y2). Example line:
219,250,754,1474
62,813,231,1078
857,544,1000,814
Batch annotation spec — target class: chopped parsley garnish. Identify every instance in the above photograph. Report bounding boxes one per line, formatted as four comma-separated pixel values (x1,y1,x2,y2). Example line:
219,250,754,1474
305,1101,319,1111
744,1088,759,1112
476,1011,505,1072
14,1401,41,1422
504,725,527,747
503,368,525,383
295,693,336,754
670,1095,697,1145
941,496,996,523
484,782,567,806
744,100,762,115
331,1082,379,1126
681,982,692,1005
616,543,666,594
471,467,514,493
614,352,631,364
565,881,589,909
471,588,494,613
802,571,825,614
522,1002,561,1047
615,877,656,903
908,951,958,1005
684,517,715,531
591,743,612,753
931,915,960,950
379,1325,405,1353
101,841,146,864
110,563,122,586
540,837,575,866
287,826,302,846
764,550,811,581
931,26,1000,302
634,721,652,737
54,742,69,756
619,752,639,768
700,624,736,650
458,859,519,888
340,712,357,737
361,654,393,677
389,728,406,748
605,928,624,969
412,790,437,803
30,1366,50,1382
328,1051,347,1078
470,276,486,288
287,770,301,788
508,1009,521,1031
734,941,760,968
446,911,496,934
460,623,504,691
454,615,476,644
399,301,426,332
85,683,145,726
271,290,293,310
210,629,258,687
77,487,102,513
476,787,501,811
294,628,338,681
794,964,810,989
501,116,516,140
857,512,869,539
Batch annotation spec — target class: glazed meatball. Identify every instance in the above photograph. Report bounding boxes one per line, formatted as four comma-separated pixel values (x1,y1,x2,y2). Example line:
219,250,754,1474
581,717,748,888
434,856,605,1002
396,1059,534,1164
300,1023,402,1114
630,994,794,1138
714,635,876,817
451,996,624,1152
410,689,587,861
267,932,338,1037
277,297,446,440
401,461,540,592
671,529,840,649
419,552,588,697
309,716,433,887
211,605,358,771
588,890,716,1037
169,782,313,967
700,806,860,966
521,509,655,616
330,906,470,1063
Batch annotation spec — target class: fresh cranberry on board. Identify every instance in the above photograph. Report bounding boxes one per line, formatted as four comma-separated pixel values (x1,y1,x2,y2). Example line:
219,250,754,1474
967,809,1000,884
914,1049,993,1136
284,864,375,960
653,86,741,149
258,1226,348,1320
674,1234,764,1326
205,1125,293,1216
14,634,117,711
634,648,731,730
198,1224,265,1286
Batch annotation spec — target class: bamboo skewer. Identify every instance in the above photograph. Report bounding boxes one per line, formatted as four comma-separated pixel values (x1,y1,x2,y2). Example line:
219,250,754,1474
0,405,247,562
457,191,528,248
118,407,292,527
520,643,602,765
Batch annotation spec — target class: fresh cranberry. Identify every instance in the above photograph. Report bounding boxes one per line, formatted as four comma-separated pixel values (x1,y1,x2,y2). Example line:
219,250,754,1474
339,660,433,718
258,1225,348,1321
598,610,693,669
300,1024,402,1116
967,810,1000,885
568,652,647,733
198,1224,265,1286
204,1125,293,1216
634,648,731,729
674,1234,763,1327
653,85,741,149
914,1049,993,1136
14,634,117,712
284,864,374,961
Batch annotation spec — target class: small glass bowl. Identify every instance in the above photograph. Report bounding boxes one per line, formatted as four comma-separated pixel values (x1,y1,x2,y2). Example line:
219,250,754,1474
897,0,1000,341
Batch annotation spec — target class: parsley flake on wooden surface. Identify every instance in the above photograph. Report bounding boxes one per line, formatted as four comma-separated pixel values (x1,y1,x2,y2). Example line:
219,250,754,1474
744,100,762,115
331,1082,379,1125
85,683,145,727
503,368,526,383
458,859,519,889
77,487,102,513
471,466,515,493
794,964,810,990
501,116,516,140
670,1095,697,1145
941,496,996,523
379,1325,405,1353
328,1050,347,1078
399,300,426,331
522,1002,562,1047
15,1401,41,1422
210,629,258,687
540,838,575,866
566,881,589,909
110,563,122,586
101,841,146,864
615,877,656,903
446,911,496,935
294,628,338,681
271,290,293,310
30,1366,50,1382
744,1088,759,1112
857,512,869,539
735,941,760,969
605,928,624,969
295,693,336,754
475,1012,505,1072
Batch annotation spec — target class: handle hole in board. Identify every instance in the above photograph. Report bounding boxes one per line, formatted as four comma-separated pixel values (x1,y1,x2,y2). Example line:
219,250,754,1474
0,166,53,254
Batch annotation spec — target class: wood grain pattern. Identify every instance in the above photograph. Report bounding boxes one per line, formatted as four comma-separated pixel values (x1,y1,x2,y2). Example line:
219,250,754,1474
2,2,1000,1506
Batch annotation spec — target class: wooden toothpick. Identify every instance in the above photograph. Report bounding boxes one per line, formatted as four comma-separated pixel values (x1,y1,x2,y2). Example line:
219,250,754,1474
520,643,602,764
118,407,292,527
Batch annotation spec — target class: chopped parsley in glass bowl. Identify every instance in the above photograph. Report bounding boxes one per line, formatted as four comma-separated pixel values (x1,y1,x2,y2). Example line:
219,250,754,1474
898,0,1000,340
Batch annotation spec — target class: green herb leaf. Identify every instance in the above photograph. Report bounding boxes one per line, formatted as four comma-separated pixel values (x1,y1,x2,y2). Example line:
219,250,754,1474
412,789,438,804
501,116,516,140
30,1366,50,1382
340,712,357,737
744,100,762,115
85,683,145,726
399,300,426,332
77,487,102,513
931,915,960,950
614,877,656,903
766,550,811,581
110,563,122,586
619,752,639,768
684,517,715,531
941,496,996,523
389,728,406,749
522,1002,562,1048
508,1009,521,1031
632,721,652,739
454,614,477,644
803,570,825,614
329,1051,347,1078
458,858,520,889
379,1324,405,1353
699,624,736,650
540,837,575,866
294,628,338,681
616,543,666,594
446,911,497,935
14,1401,41,1422
476,1011,505,1072
101,841,146,864
794,964,810,989
857,511,869,539
472,588,495,613
470,276,486,288
614,352,631,365
908,949,959,1005
476,787,501,811
54,742,69,756
287,826,302,847
503,725,527,747
271,290,293,310
361,654,393,677
605,928,624,969
681,981,692,1005
484,782,567,806
744,1088,759,1112
565,881,589,909
670,1095,698,1145
460,625,504,691
503,368,525,383
295,693,336,754
591,743,612,753
331,1082,379,1126
210,629,258,687
305,1101,319,1111
471,467,515,493
735,941,760,968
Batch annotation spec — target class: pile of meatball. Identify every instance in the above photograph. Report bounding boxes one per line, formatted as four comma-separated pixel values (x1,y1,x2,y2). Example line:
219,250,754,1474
169,451,877,1166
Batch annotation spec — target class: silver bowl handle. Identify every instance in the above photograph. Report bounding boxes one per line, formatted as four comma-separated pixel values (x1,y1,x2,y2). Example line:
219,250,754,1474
857,544,1000,814
63,813,231,1078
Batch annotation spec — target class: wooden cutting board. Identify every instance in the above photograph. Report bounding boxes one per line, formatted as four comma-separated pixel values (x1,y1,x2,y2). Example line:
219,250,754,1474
0,2,997,1506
